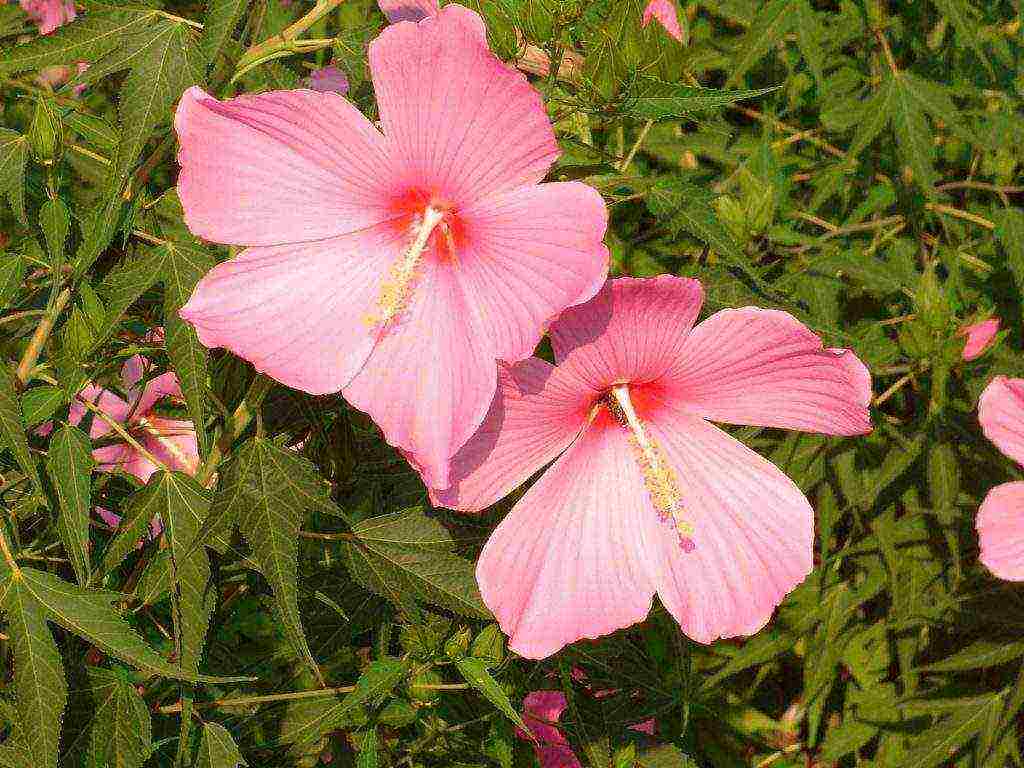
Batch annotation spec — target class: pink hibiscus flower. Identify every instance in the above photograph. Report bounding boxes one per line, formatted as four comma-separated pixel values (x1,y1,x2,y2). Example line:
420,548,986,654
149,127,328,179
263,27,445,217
976,377,1024,580
378,0,439,23
175,5,609,490
641,0,683,42
19,0,76,34
518,691,582,768
304,64,349,94
433,276,872,658
959,318,1000,361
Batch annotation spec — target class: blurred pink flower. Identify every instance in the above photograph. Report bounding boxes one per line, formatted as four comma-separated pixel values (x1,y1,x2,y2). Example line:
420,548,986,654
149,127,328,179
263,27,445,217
378,0,439,23
434,276,872,658
36,61,89,96
518,691,582,768
19,0,76,34
976,377,1024,580
959,318,1000,361
305,64,349,94
642,0,683,42
175,4,608,490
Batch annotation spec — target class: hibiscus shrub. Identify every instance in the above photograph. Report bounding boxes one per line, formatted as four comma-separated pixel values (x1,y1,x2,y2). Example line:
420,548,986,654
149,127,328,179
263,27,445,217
0,1,1023,767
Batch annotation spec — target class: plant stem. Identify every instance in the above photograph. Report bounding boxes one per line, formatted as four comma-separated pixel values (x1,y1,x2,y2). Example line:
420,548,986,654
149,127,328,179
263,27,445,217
195,376,272,487
15,287,71,386
925,202,996,230
0,523,20,575
237,0,346,71
76,397,169,473
618,120,653,172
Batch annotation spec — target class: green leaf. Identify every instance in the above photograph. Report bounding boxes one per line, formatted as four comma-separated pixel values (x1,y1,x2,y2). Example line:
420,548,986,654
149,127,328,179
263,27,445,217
818,718,876,762
898,72,985,150
73,194,126,279
726,0,797,86
356,729,379,768
638,745,698,767
279,658,411,745
922,640,1024,673
453,658,528,732
0,253,25,312
39,198,70,275
931,0,992,76
792,0,824,87
344,508,491,619
196,722,247,768
47,424,95,586
1,569,68,768
899,693,1004,768
156,241,215,456
98,476,173,578
84,668,152,768
0,129,28,224
892,76,938,193
0,562,236,682
994,208,1024,296
200,0,250,64
847,76,897,158
20,385,65,427
926,442,959,513
207,438,332,678
148,471,216,676
0,362,42,494
91,250,162,355
627,79,778,121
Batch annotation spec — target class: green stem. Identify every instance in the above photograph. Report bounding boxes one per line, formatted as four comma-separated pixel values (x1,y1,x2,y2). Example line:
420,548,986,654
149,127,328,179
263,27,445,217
15,287,71,386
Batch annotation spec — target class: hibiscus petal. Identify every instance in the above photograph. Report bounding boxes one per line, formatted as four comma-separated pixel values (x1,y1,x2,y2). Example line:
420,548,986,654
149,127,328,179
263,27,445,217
520,691,583,768
180,225,402,395
343,260,496,489
142,417,200,476
456,182,609,363
475,416,658,659
977,481,1024,581
549,276,704,390
432,359,593,512
368,5,558,204
642,0,684,42
378,0,440,23
132,372,182,417
175,86,392,246
643,410,814,643
979,376,1024,466
71,385,131,440
662,308,872,436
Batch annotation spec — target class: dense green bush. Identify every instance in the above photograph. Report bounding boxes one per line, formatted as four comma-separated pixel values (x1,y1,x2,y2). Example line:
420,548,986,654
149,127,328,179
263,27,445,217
0,0,1022,766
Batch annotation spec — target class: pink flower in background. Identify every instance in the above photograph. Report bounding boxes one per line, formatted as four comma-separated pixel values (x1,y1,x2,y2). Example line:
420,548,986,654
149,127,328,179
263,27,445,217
305,64,349,94
434,276,872,658
642,0,683,42
176,4,608,490
378,0,439,23
36,61,89,96
976,377,1024,580
517,692,582,768
960,318,1000,361
19,0,76,34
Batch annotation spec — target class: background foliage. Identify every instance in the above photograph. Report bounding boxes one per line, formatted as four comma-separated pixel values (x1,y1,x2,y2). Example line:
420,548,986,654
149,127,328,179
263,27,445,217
0,0,1023,765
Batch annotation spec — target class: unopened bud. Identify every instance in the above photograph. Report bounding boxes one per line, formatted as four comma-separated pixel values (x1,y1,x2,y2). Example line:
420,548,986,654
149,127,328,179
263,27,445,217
28,98,63,165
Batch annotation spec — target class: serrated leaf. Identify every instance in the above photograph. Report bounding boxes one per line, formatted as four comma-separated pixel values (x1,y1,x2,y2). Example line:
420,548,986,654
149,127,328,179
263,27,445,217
893,76,938,193
64,112,120,153
0,562,234,682
453,658,528,731
899,693,1004,768
793,0,824,86
39,198,70,276
157,241,214,455
926,442,959,512
90,251,162,355
898,72,985,150
847,76,897,158
345,508,491,619
356,729,379,768
0,363,42,494
627,79,778,121
84,668,152,768
994,208,1024,296
726,0,797,86
201,0,250,65
921,640,1024,673
206,438,332,678
20,385,65,427
638,745,698,767
279,659,411,745
1,570,68,768
47,424,95,586
0,253,25,312
0,129,28,223
197,722,247,768
931,0,992,76
818,718,876,762
74,194,126,279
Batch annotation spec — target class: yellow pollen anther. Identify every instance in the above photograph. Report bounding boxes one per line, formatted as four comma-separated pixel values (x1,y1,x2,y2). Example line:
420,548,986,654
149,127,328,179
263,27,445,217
609,385,694,546
375,206,446,326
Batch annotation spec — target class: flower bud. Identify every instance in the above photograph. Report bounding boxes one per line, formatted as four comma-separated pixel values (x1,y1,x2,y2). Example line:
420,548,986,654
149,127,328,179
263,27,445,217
28,98,63,166
470,624,505,667
444,626,471,659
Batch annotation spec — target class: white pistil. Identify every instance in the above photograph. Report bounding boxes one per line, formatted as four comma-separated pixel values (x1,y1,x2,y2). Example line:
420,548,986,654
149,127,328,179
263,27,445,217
376,206,446,325
610,385,694,548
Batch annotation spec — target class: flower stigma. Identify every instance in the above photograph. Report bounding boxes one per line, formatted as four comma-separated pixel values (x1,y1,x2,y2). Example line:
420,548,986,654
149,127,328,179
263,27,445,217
607,384,695,551
374,205,447,326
